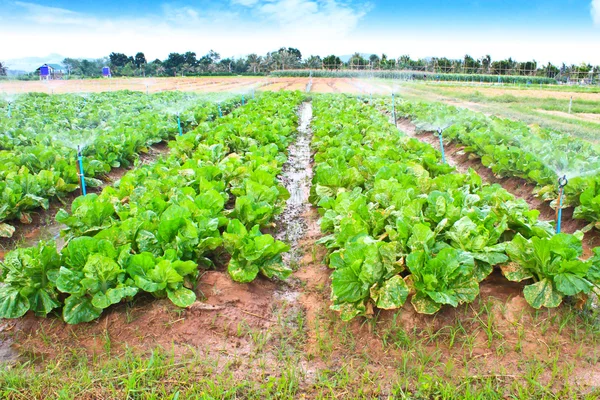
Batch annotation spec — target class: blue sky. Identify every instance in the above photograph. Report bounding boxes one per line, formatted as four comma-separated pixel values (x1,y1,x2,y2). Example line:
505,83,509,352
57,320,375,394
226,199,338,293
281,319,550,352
1,0,599,64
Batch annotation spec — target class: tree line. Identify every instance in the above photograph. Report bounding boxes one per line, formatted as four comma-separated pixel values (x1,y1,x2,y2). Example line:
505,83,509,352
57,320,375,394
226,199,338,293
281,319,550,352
2,49,598,80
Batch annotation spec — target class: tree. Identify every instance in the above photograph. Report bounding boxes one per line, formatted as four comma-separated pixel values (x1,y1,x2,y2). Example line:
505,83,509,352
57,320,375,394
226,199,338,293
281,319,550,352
542,62,559,78
109,52,131,68
348,53,367,69
304,55,322,69
62,58,81,75
134,52,147,68
369,54,380,69
463,55,480,74
517,60,537,76
163,53,186,75
491,59,514,75
480,55,491,74
435,57,453,73
247,54,262,73
398,55,412,68
280,47,302,62
0,61,6,76
276,48,301,70
323,55,342,69
183,52,197,67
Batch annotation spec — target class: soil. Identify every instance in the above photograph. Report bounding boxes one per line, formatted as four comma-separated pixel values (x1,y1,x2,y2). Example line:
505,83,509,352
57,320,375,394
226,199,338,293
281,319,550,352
537,109,600,123
395,117,600,258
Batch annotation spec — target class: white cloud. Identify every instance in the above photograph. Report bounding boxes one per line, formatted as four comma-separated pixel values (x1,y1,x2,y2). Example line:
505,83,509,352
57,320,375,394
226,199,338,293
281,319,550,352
13,1,90,25
1,0,599,65
232,0,261,6
592,0,600,25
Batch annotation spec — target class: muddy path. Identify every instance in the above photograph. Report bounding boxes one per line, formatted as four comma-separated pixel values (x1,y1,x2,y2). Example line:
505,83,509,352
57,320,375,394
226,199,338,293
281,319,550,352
275,102,314,266
394,117,600,257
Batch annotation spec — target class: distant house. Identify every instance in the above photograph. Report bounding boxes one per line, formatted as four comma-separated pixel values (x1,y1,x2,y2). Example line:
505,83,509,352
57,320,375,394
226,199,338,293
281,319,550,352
36,63,67,80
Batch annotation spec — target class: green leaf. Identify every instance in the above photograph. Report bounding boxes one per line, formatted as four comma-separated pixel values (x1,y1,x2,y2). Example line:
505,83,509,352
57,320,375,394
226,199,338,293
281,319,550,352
523,279,562,309
62,295,102,324
371,276,409,310
554,273,592,296
0,223,15,238
411,292,441,314
330,301,367,321
500,262,533,282
0,286,30,318
167,287,196,308
331,263,367,303
27,289,61,317
228,258,259,283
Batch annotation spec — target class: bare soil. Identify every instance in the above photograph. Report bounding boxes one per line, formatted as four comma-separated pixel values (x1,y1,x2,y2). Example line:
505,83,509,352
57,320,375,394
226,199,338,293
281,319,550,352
537,109,600,123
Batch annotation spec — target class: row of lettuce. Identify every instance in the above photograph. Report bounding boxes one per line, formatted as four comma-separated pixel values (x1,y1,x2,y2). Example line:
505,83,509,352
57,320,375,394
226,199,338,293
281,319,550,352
0,92,242,238
310,94,599,320
383,99,600,229
0,91,303,324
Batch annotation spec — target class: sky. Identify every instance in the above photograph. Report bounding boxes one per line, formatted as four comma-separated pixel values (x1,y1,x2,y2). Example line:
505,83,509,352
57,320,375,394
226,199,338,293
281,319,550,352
1,0,599,67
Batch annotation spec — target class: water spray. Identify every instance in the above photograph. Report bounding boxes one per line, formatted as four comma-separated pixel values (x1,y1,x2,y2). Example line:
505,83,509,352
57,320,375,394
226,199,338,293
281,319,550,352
391,93,397,127
218,104,222,118
436,128,446,164
252,88,255,99
177,112,183,136
77,146,87,196
568,97,573,114
555,175,568,234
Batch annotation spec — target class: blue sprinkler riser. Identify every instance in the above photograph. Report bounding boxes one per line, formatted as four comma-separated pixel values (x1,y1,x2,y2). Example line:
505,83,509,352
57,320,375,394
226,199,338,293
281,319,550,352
78,155,87,196
556,188,564,234
177,114,183,136
391,93,396,124
438,134,446,164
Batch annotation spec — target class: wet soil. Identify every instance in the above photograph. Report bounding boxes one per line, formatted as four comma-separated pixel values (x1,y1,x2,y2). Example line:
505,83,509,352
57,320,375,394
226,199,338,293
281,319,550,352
275,102,314,266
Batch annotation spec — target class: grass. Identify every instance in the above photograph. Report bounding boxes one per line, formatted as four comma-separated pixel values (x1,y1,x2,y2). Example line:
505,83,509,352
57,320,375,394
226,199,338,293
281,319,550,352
396,83,600,141
2,301,600,399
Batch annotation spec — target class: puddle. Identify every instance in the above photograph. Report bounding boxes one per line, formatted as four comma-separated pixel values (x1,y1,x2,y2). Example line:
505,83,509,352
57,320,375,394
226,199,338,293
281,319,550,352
0,323,18,364
275,102,313,261
275,101,314,300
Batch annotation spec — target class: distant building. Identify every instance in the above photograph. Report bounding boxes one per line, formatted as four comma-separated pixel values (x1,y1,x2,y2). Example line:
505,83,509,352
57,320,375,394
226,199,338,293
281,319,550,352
37,63,67,80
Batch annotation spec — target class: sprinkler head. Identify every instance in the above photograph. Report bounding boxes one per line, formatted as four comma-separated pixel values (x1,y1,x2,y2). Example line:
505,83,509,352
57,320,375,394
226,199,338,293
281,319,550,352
436,128,443,136
77,145,82,158
558,175,568,188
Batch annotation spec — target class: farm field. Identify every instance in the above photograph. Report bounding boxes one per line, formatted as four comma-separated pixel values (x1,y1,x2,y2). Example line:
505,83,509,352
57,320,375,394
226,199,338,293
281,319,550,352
0,77,364,95
1,87,600,399
398,81,600,141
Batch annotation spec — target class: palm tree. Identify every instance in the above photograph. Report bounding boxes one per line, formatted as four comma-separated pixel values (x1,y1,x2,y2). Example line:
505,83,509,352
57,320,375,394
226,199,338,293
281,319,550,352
247,54,262,73
480,55,491,74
